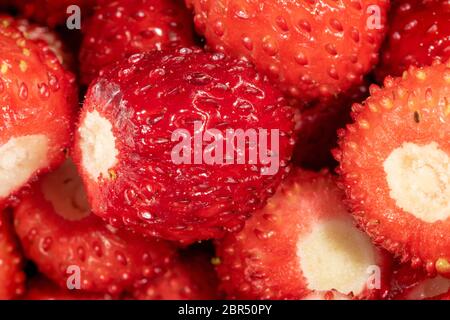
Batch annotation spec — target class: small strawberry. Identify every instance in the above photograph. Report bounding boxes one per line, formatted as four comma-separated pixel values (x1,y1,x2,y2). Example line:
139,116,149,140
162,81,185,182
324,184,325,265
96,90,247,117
215,169,391,300
376,0,450,82
15,0,97,27
186,0,388,101
0,209,26,299
14,160,176,295
80,0,195,85
23,276,113,300
73,47,297,244
335,61,450,277
0,18,77,208
132,249,222,300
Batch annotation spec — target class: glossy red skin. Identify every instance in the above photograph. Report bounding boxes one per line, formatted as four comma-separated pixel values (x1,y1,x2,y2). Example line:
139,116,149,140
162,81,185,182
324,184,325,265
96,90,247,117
80,0,195,85
0,15,75,70
0,210,26,299
23,276,113,300
0,20,78,207
215,169,391,300
14,166,176,295
74,47,296,244
376,0,450,82
186,0,388,101
293,81,369,170
133,250,222,300
335,62,450,277
15,0,97,27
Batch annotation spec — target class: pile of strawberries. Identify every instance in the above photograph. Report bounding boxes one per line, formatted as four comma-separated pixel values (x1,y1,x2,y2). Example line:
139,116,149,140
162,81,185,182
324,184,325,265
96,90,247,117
0,0,449,300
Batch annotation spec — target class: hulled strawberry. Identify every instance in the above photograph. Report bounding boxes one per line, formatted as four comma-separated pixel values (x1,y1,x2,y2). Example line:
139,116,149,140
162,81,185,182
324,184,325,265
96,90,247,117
335,61,450,277
215,169,391,300
0,209,26,299
15,0,97,27
0,19,77,208
186,0,388,101
73,47,296,244
293,81,370,170
14,160,176,295
80,0,195,85
390,262,450,300
376,0,450,82
23,276,113,300
133,249,221,300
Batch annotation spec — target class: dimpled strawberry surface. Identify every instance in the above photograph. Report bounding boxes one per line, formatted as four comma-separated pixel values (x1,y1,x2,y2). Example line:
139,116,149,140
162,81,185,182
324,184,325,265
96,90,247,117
0,0,449,301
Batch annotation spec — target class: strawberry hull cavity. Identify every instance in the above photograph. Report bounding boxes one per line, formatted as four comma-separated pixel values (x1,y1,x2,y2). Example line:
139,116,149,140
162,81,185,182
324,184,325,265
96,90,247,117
187,0,389,101
0,17,77,207
73,47,296,244
215,169,391,300
335,61,450,277
80,0,195,85
14,160,176,295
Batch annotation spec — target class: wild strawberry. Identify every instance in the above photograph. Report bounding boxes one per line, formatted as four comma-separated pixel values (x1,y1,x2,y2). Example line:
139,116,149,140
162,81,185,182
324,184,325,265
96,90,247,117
0,15,74,69
0,18,77,208
293,81,370,170
23,276,113,300
376,0,450,82
15,0,97,27
390,262,450,300
186,0,388,101
132,249,221,300
14,160,176,295
0,209,26,299
80,0,195,85
215,169,391,300
73,47,297,244
335,61,450,277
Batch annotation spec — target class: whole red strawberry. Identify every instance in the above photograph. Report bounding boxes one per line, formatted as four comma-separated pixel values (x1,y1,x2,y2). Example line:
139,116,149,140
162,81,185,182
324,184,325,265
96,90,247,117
0,18,77,208
215,169,391,300
186,0,388,101
80,0,195,85
0,209,25,299
73,47,296,244
376,0,450,82
15,0,97,27
14,160,176,295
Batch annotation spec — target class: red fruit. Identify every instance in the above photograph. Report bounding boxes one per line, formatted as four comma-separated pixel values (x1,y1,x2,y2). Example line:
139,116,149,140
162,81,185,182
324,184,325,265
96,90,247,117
0,209,25,299
390,262,450,300
23,276,113,300
0,19,77,208
186,0,388,101
14,160,176,295
376,0,450,82
80,0,195,85
133,250,221,300
293,81,370,170
0,15,74,70
15,0,96,27
215,169,391,300
335,61,450,277
73,47,297,243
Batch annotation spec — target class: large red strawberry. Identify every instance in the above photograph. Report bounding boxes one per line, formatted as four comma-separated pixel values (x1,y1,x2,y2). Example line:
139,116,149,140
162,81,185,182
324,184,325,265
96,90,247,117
132,249,222,300
0,18,77,208
23,276,113,300
215,169,391,300
14,160,176,295
376,0,450,82
335,61,450,277
79,0,195,85
186,0,388,101
0,209,26,299
15,0,97,27
73,47,297,244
